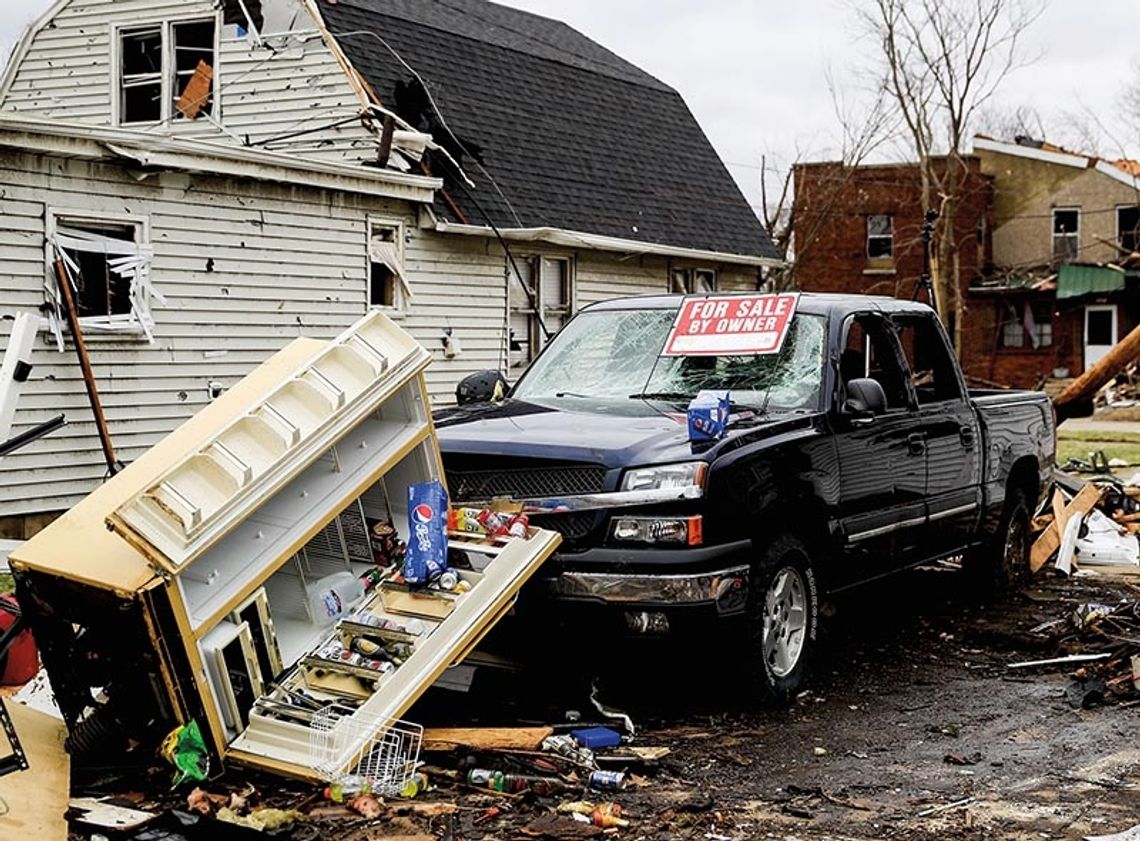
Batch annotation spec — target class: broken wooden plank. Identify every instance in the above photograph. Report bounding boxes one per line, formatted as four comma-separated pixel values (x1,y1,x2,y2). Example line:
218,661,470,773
1055,321,1140,419
176,60,214,120
423,726,554,752
1007,653,1111,669
1030,484,1103,573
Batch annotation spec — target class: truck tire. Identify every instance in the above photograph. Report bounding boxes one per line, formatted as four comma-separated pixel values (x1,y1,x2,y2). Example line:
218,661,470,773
966,489,1030,597
746,533,819,707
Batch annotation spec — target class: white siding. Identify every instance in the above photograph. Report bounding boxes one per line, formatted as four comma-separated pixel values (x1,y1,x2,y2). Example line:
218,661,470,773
2,0,380,166
0,149,489,516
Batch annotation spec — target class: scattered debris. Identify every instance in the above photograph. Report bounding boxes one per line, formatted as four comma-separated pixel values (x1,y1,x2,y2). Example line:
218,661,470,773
943,751,983,766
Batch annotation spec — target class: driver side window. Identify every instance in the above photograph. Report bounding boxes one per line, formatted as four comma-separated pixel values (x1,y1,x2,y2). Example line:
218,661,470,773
840,315,910,410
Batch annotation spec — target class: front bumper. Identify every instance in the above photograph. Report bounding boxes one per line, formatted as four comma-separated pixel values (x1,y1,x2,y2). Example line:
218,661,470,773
544,540,752,614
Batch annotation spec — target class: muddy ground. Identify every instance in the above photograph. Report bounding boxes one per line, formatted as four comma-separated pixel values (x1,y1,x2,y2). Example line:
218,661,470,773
78,565,1140,840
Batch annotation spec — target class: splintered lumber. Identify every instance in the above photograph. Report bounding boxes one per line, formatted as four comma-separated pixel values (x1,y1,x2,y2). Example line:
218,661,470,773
1030,484,1103,573
1055,321,1140,419
422,726,554,752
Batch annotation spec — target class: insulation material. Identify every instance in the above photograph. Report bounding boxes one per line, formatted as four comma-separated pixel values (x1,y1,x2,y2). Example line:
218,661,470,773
46,227,161,349
1077,509,1140,567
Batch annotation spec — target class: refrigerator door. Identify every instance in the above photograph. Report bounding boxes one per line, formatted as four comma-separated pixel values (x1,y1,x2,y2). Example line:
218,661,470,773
107,312,431,576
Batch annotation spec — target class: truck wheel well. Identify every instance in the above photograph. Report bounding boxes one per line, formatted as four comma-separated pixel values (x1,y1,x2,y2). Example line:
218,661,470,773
1007,457,1039,509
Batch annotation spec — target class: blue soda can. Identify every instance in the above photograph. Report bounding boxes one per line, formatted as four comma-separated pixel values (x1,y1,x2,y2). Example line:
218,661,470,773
404,481,449,585
588,770,626,791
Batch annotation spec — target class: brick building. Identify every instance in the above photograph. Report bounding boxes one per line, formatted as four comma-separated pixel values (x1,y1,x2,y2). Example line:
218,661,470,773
792,142,1140,389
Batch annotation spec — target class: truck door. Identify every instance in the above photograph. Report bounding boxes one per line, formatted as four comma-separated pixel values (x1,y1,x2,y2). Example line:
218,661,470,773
833,313,927,584
893,313,982,556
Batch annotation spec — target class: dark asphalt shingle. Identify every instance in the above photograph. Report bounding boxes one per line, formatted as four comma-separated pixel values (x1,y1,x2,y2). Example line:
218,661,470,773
321,0,777,259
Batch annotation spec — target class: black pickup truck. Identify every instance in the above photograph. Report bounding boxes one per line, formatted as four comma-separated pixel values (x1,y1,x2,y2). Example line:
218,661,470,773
436,293,1055,702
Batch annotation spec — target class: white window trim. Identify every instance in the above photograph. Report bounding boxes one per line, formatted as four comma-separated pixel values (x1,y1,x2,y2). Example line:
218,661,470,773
508,254,576,364
1051,206,1081,260
1116,203,1140,252
366,217,409,317
866,214,894,259
44,209,157,348
111,13,222,127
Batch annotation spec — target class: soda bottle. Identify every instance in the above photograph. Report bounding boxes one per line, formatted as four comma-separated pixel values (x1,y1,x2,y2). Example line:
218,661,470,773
400,772,429,798
466,768,505,791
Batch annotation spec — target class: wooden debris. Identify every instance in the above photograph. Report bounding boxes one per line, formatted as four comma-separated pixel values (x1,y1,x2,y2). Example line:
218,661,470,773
1055,321,1140,420
1007,653,1112,669
1030,484,1103,573
176,60,214,119
423,726,554,752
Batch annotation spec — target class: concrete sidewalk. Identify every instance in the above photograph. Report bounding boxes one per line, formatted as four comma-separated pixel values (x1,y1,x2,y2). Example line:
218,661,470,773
1059,417,1140,434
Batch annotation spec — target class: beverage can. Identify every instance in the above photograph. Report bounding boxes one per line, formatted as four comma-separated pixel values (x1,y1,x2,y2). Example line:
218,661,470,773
404,482,449,585
466,768,505,791
588,770,626,791
437,570,459,591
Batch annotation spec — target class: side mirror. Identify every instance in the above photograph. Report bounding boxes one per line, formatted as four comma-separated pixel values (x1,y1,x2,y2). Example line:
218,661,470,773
842,377,887,422
456,370,509,405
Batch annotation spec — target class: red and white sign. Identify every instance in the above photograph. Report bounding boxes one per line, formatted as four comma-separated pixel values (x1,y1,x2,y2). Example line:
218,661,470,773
663,293,800,356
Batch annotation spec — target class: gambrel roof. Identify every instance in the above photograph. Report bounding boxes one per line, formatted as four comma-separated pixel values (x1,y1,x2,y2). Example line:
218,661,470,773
320,0,778,260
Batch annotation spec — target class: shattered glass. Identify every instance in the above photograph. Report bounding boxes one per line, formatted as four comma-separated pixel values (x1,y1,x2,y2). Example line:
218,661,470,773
513,308,826,412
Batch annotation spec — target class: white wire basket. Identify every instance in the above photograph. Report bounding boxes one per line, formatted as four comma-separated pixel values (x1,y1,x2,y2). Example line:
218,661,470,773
310,706,423,794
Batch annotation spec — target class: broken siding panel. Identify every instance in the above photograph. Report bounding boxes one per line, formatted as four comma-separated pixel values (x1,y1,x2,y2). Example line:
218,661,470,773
3,0,379,167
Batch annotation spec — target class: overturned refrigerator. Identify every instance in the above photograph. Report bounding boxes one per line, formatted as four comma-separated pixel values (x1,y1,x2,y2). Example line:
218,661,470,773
10,313,559,780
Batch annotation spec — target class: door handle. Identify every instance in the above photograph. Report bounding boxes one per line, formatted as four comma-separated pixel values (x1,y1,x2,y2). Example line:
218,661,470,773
959,425,976,448
907,432,926,456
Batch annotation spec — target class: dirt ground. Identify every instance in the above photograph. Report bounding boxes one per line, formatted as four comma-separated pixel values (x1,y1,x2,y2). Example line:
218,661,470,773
70,565,1140,841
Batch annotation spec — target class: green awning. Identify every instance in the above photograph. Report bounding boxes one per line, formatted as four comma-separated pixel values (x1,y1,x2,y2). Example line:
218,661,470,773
1056,264,1132,299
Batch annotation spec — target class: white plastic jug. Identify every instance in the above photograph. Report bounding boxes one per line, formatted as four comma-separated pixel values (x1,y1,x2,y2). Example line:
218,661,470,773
307,571,365,626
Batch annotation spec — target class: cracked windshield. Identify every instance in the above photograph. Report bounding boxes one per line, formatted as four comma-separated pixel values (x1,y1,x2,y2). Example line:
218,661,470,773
513,307,827,412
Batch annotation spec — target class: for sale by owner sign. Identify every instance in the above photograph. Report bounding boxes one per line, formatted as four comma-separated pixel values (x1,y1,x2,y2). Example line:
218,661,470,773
663,293,800,356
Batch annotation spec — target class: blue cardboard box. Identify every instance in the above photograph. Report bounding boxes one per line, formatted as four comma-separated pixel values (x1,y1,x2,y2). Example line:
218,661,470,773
687,390,730,441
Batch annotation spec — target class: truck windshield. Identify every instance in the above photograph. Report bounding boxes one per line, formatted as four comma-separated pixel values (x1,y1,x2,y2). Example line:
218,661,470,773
512,307,827,411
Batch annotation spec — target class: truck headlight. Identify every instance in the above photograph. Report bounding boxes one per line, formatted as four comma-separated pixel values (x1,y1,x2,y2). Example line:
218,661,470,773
612,516,703,546
620,462,707,493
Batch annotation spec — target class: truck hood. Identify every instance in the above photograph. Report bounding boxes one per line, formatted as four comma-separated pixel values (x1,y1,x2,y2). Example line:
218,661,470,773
435,399,816,470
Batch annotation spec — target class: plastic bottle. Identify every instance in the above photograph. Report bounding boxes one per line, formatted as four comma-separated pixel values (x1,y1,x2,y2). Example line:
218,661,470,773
307,571,366,626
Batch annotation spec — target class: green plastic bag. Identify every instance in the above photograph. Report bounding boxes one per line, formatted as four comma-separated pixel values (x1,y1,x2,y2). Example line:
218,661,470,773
160,720,210,786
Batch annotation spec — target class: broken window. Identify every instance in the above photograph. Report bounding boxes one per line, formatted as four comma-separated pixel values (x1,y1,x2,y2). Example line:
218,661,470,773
893,315,964,404
1118,206,1140,253
367,221,408,312
119,27,163,123
117,19,216,124
841,315,909,410
1052,208,1080,262
866,214,893,259
998,301,1053,350
669,267,717,294
173,21,216,119
46,215,158,346
509,256,574,370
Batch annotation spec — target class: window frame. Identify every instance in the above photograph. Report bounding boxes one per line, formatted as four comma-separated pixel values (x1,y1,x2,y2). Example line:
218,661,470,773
997,299,1053,351
365,217,408,317
1116,204,1140,254
508,254,576,368
866,214,894,260
111,14,221,126
669,266,718,295
838,313,913,414
44,208,154,339
1051,206,1081,263
891,314,966,406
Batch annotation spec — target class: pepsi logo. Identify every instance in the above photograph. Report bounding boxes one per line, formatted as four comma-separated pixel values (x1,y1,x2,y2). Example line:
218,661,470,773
412,504,435,524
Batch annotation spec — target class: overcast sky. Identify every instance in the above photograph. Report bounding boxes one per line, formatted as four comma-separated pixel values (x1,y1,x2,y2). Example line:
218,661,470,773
2,1,1138,215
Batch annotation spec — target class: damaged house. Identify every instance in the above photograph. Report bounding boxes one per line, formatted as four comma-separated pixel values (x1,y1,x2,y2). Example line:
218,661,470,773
0,0,777,536
792,136,1140,390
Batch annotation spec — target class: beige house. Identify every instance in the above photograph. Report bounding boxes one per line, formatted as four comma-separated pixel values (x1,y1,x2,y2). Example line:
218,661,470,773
0,0,777,536
969,135,1140,387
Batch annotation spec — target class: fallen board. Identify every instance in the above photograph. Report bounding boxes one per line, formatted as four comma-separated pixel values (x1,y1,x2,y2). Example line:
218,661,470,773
0,703,69,841
422,727,554,752
1030,484,1103,573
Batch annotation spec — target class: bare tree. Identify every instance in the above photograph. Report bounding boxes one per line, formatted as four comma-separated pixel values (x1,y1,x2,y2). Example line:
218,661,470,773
760,76,895,289
857,0,1044,354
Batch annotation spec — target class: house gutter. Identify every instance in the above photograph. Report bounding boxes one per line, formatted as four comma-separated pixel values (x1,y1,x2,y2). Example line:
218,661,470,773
432,219,785,269
0,114,442,204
